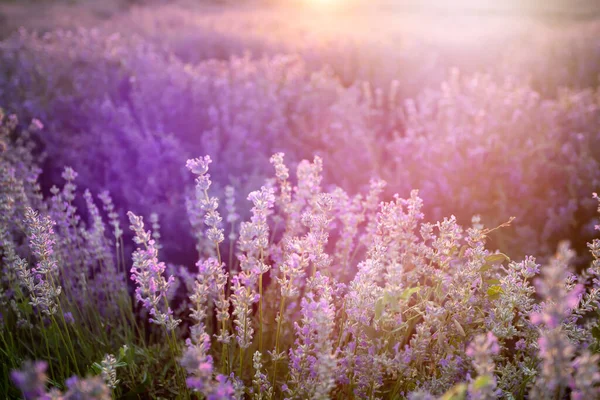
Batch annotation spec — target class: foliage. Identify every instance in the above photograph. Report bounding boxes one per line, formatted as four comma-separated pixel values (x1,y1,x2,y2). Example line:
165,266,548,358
1,17,599,263
2,113,600,398
2,4,600,398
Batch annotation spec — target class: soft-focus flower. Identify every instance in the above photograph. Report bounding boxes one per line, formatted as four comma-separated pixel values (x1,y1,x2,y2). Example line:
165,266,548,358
28,118,44,132
64,375,111,399
11,361,48,400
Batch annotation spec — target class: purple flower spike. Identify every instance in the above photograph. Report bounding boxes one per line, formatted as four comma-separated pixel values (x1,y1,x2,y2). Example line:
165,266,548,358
11,361,48,400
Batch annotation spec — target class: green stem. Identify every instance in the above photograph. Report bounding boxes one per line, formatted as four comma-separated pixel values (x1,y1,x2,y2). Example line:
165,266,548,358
41,316,57,378
51,314,80,375
259,272,263,354
168,329,189,398
271,296,286,390
258,247,266,354
239,309,248,378
239,345,244,379
119,236,126,277
221,321,228,375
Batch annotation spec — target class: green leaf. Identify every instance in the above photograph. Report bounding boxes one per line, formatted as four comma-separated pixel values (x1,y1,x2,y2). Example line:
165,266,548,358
452,319,466,337
435,284,445,301
375,298,385,320
91,362,102,373
481,253,510,272
440,383,467,400
487,285,504,300
480,264,492,272
486,253,510,264
383,291,396,304
400,287,421,301
389,322,408,334
47,378,64,390
473,375,492,389
591,325,600,341
119,345,130,360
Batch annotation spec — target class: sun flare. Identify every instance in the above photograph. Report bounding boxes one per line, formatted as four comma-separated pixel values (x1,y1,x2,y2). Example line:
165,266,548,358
305,0,343,8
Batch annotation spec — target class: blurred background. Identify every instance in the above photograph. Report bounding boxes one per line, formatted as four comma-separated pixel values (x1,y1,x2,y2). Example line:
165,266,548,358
1,0,599,268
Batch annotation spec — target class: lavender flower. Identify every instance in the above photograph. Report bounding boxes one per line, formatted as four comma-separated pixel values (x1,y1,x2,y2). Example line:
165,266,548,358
287,273,337,399
225,185,239,241
230,273,259,350
11,361,48,400
63,375,111,399
149,212,162,250
63,311,75,325
28,118,44,133
530,241,584,329
466,332,500,400
238,186,275,274
99,354,119,389
21,207,61,316
571,351,600,400
252,351,273,400
97,190,123,243
186,155,225,254
529,242,585,398
532,328,575,398
128,211,180,330
181,329,214,392
181,331,236,398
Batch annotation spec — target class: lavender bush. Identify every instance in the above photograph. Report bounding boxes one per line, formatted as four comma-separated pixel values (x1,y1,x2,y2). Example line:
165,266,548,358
2,25,600,264
3,103,600,397
2,3,600,398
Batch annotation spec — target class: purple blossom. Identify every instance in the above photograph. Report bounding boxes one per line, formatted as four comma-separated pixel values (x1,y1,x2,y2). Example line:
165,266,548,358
11,361,48,400
128,212,180,330
63,375,111,399
63,311,75,324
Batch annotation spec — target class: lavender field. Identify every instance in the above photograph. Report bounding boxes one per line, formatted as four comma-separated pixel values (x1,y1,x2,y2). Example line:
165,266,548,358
1,0,600,398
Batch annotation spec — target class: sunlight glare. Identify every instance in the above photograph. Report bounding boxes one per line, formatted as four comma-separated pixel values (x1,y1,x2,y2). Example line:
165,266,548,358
305,0,343,9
